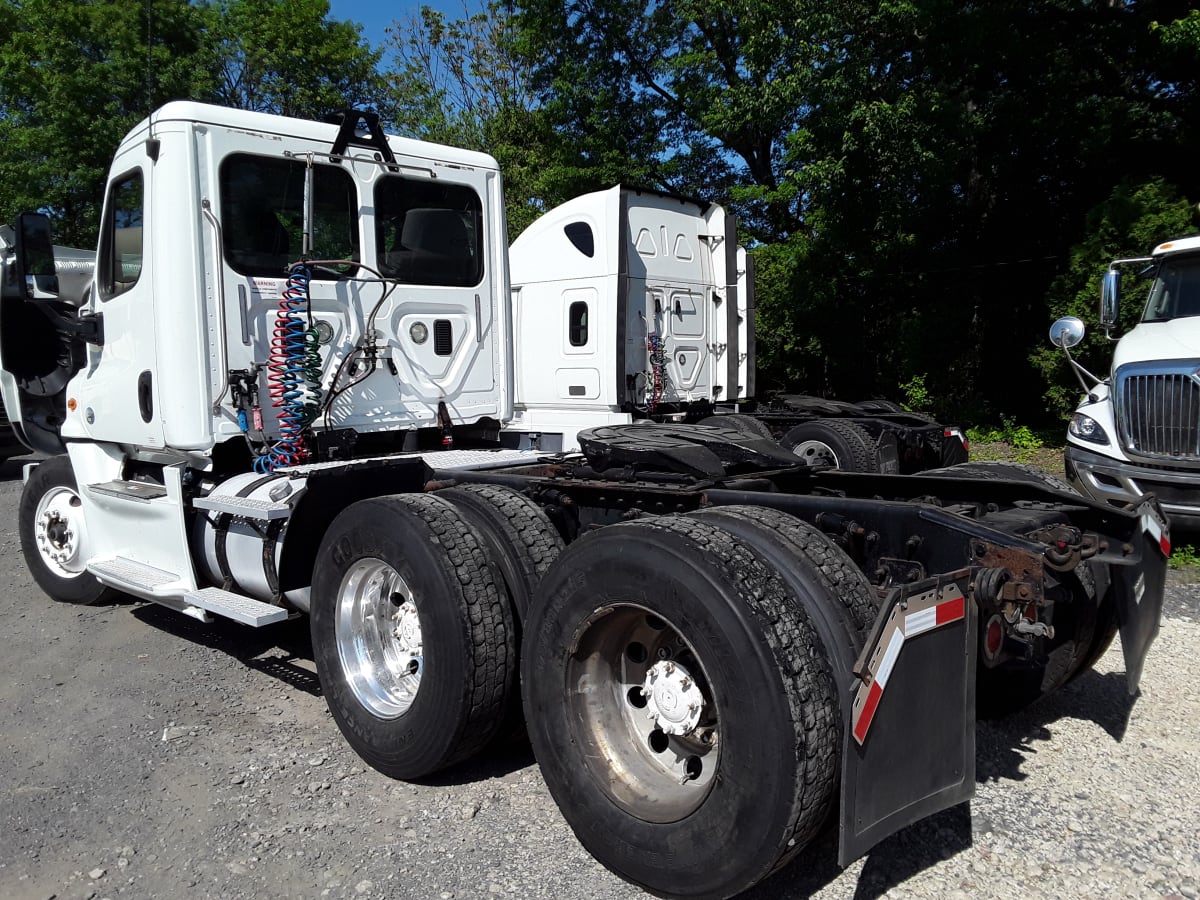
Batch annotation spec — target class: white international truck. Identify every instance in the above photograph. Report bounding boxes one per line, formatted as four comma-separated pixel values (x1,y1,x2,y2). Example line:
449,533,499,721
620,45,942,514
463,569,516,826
1051,236,1200,527
0,102,1169,899
504,184,968,473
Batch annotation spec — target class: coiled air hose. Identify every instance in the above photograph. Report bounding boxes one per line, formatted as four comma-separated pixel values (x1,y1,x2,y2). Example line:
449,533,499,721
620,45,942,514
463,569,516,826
256,264,322,472
646,331,667,413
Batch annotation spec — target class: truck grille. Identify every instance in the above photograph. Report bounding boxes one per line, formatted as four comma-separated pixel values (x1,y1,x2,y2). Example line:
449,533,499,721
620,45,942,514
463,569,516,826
1117,365,1200,459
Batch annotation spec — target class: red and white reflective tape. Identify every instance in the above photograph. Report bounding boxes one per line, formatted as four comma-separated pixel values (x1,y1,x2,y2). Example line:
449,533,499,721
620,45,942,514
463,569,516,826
1141,512,1170,557
852,591,966,745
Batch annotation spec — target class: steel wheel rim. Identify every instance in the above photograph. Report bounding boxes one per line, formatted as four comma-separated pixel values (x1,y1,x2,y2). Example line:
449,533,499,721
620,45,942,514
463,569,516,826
791,438,838,467
335,557,423,719
566,604,720,823
33,485,90,578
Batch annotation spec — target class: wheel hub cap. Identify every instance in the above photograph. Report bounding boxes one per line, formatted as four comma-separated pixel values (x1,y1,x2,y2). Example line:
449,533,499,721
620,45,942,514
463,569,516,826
643,660,704,735
33,487,89,577
335,559,423,719
391,600,423,675
792,439,838,467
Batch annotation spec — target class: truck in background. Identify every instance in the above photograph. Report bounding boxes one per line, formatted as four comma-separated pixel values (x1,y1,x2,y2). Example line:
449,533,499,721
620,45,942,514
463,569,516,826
0,102,1168,899
1051,235,1200,527
0,226,95,461
506,185,968,473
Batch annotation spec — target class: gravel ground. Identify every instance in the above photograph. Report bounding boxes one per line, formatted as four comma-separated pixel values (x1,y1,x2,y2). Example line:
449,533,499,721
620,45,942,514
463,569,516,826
1,454,1198,900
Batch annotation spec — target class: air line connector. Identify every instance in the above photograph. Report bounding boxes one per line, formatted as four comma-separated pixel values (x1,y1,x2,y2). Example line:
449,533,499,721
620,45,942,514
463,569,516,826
437,400,454,450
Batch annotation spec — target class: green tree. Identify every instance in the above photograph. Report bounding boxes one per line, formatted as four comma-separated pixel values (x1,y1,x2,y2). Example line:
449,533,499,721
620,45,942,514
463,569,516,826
204,0,385,120
0,0,211,245
0,0,385,248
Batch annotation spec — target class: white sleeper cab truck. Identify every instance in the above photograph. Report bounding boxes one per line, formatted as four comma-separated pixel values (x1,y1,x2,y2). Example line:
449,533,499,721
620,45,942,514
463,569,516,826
0,103,1172,899
1050,235,1200,527
507,185,969,473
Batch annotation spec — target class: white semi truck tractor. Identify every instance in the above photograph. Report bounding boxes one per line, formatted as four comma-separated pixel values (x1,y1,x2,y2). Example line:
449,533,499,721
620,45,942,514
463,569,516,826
505,185,969,473
1051,235,1200,527
0,103,1169,899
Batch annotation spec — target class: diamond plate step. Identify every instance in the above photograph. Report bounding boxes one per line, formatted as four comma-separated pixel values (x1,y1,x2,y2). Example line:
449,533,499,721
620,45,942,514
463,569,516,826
183,588,290,627
192,495,292,520
89,557,181,593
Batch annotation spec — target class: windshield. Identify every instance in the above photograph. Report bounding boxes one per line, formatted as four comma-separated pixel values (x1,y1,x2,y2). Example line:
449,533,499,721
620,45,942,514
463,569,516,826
1142,254,1200,322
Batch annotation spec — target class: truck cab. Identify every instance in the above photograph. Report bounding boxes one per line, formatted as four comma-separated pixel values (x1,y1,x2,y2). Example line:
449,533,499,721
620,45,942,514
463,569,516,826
1054,236,1200,526
506,185,751,451
0,101,512,466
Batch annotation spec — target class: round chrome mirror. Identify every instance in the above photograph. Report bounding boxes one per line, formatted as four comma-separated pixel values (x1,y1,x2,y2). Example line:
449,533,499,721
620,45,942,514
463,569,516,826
1049,316,1085,349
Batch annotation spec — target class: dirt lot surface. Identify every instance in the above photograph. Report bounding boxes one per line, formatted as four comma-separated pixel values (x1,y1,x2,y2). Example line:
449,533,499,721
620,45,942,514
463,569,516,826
1,452,1198,900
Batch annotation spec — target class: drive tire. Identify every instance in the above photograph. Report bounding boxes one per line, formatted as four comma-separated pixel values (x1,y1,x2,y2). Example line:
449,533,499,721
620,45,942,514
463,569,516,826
19,455,114,605
311,493,514,779
523,515,839,899
435,485,564,743
690,505,878,638
780,419,887,472
434,484,564,620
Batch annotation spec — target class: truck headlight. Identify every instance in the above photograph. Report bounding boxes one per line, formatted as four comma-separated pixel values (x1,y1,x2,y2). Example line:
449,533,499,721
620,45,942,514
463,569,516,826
1068,413,1109,445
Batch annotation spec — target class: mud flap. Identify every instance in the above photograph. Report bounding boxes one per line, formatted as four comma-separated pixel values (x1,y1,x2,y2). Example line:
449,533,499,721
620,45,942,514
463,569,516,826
1113,499,1169,693
839,578,977,865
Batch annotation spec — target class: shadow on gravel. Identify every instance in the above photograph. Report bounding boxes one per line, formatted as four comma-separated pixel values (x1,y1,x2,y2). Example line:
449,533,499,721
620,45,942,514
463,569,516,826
132,603,321,696
976,669,1137,784
130,601,538,782
415,739,537,786
737,660,1144,898
734,802,974,899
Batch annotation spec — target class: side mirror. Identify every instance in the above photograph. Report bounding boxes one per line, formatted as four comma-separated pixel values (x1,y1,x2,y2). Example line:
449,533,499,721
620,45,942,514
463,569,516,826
1099,269,1120,330
14,212,59,299
1049,316,1085,349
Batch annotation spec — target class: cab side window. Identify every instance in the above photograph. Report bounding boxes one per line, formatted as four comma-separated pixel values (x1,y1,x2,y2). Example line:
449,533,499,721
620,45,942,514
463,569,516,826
376,176,483,286
220,153,359,277
99,171,144,299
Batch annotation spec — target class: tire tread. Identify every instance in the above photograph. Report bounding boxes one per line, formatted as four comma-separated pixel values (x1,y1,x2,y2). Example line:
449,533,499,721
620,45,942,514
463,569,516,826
629,515,840,876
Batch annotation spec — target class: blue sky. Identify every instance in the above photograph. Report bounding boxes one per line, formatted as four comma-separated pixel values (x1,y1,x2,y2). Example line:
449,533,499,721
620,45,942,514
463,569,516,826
329,0,468,57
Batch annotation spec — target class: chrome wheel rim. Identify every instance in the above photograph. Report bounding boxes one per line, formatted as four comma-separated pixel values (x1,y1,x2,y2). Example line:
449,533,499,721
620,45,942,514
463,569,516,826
566,605,719,823
335,558,423,719
791,438,838,467
34,486,89,578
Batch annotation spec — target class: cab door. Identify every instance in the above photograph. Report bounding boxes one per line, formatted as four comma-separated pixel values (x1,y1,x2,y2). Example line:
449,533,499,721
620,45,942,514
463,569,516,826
68,160,163,448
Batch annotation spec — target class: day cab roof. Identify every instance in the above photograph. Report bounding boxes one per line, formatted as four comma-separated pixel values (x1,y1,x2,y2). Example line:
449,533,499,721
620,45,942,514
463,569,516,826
117,100,501,173
1152,235,1200,256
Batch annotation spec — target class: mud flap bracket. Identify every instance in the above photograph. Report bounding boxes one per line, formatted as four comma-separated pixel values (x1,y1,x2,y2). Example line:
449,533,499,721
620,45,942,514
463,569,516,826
839,575,977,865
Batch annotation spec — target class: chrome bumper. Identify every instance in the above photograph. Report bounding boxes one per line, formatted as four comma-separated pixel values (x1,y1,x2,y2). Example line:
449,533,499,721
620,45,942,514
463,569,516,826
1065,443,1200,528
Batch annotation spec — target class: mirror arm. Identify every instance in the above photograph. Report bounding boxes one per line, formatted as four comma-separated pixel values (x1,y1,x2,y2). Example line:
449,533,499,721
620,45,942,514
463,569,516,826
1061,346,1102,399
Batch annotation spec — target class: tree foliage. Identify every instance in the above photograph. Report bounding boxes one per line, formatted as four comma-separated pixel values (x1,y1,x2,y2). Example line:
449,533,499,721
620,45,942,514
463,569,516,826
0,0,382,247
204,0,384,120
0,0,210,244
383,2,570,235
